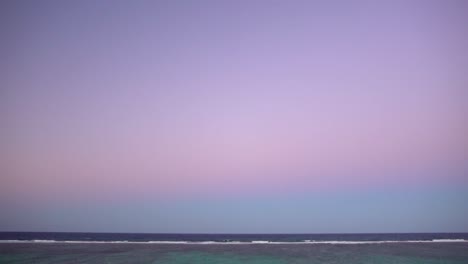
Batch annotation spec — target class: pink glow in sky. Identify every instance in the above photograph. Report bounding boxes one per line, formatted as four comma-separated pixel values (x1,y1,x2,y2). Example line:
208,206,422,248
1,0,467,232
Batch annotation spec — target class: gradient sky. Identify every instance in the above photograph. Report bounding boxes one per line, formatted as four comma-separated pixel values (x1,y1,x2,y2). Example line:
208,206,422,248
1,0,467,233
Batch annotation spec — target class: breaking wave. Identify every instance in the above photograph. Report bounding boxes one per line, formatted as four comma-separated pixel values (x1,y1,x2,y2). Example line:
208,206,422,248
1,239,466,244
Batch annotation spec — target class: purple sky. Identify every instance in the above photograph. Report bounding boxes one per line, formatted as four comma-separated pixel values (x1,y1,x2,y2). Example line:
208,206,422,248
1,0,468,233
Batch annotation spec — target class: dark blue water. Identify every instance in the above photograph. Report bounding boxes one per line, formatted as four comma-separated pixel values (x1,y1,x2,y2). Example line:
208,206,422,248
1,232,468,243
1,233,468,263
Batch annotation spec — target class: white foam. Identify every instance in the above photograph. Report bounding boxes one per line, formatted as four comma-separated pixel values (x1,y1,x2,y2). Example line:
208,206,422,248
251,240,270,244
0,239,466,244
146,241,188,244
196,241,217,244
299,240,467,244
32,240,56,243
432,239,466,242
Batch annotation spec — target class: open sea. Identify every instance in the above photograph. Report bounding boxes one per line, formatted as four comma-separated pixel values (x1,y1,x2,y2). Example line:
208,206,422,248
1,232,468,263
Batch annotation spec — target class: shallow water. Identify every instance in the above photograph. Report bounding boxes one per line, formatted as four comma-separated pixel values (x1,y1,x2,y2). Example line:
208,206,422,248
1,242,468,264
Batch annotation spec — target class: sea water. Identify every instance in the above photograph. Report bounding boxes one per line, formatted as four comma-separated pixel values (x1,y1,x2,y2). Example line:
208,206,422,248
1,232,468,263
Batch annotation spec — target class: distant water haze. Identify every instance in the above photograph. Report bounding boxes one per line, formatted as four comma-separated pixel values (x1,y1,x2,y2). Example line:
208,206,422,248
1,0,467,233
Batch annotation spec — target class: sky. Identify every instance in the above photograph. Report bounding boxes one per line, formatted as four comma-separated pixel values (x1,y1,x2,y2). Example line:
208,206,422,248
1,0,467,233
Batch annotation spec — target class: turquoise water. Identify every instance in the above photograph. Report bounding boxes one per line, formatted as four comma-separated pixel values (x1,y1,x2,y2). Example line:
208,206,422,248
159,251,286,264
1,242,468,263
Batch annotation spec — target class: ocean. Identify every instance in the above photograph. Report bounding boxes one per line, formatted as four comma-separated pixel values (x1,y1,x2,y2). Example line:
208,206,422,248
1,232,467,263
